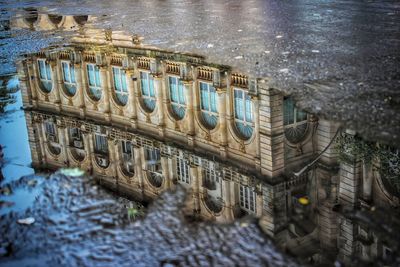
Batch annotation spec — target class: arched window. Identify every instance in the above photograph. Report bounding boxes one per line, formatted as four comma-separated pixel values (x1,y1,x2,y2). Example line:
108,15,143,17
37,59,52,92
61,61,76,96
169,76,186,120
234,88,253,139
200,82,218,129
283,96,308,143
87,64,102,101
140,71,156,112
112,66,128,105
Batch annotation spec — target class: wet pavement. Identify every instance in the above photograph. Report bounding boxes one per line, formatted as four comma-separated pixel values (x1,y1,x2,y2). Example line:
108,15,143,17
0,1,400,266
0,173,301,267
0,0,400,145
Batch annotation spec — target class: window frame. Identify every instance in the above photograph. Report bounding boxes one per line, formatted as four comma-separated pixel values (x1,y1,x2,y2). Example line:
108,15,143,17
69,127,82,141
37,58,52,92
176,157,190,184
199,81,218,128
283,96,307,128
144,147,162,173
121,140,132,155
239,184,256,213
61,60,77,95
233,87,254,139
112,66,128,105
168,75,186,119
140,71,156,111
45,121,56,136
94,134,108,154
86,63,102,100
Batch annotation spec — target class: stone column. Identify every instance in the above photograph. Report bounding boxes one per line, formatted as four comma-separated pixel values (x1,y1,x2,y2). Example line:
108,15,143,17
134,146,144,190
87,132,96,173
183,80,195,137
221,178,234,221
252,95,261,171
25,114,43,167
50,60,62,110
26,60,38,107
191,165,201,213
38,122,48,164
362,161,373,202
82,132,93,171
126,70,138,126
152,74,164,136
58,126,69,166
74,63,86,117
259,183,287,237
216,87,228,158
258,80,284,181
161,156,171,188
16,60,31,107
100,66,111,119
108,139,118,179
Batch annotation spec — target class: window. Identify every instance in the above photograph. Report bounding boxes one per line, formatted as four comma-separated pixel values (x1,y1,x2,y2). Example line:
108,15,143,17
112,66,128,105
61,61,76,95
37,59,52,92
169,76,186,119
203,168,218,190
145,147,162,173
45,122,56,136
69,128,81,140
140,71,156,111
283,97,307,126
121,140,132,155
283,97,308,143
94,134,108,154
234,88,253,139
177,158,190,184
239,184,256,213
87,63,102,100
200,82,218,128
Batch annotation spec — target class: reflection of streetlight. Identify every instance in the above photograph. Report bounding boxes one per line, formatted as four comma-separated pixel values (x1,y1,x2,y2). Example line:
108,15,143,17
298,196,309,206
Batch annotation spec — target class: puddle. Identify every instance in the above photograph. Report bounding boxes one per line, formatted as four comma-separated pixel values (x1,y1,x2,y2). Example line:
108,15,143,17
0,2,399,267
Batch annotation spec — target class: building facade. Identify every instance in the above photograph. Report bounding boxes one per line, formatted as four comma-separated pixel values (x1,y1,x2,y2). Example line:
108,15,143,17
14,11,400,266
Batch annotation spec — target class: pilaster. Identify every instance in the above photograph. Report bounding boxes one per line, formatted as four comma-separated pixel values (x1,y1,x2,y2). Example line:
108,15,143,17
216,87,228,158
100,66,111,121
152,73,165,137
258,80,284,181
74,63,86,118
126,70,138,128
183,80,195,142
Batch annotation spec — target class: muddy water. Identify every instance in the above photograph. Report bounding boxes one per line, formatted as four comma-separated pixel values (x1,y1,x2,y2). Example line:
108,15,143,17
0,1,400,267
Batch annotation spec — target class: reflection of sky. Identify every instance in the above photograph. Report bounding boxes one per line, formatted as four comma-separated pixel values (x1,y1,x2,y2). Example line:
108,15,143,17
0,83,34,183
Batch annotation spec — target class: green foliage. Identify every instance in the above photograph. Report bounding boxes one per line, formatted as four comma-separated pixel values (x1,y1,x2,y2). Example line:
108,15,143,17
127,203,145,220
335,132,400,195
335,133,377,164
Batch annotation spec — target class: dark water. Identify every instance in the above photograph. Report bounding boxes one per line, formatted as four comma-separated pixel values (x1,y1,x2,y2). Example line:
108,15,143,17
0,1,399,266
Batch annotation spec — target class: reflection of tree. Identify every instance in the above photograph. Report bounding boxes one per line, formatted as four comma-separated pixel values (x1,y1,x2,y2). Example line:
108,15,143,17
0,76,18,113
336,133,400,197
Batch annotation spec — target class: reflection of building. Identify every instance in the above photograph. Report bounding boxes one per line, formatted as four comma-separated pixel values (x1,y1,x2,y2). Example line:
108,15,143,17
15,12,399,266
